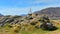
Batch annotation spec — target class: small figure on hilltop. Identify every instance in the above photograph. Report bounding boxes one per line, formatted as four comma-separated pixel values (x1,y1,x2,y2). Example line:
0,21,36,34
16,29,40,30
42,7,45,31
40,15,57,31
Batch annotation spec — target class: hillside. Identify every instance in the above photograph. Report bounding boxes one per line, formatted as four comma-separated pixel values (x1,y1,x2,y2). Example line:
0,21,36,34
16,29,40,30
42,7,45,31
34,7,60,18
0,14,59,34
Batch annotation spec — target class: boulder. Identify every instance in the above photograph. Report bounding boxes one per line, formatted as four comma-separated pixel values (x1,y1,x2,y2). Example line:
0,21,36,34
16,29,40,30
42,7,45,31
40,16,57,31
40,22,57,31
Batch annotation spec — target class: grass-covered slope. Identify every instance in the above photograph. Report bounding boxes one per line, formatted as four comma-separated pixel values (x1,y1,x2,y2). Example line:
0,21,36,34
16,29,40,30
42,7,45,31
0,14,59,34
0,20,59,34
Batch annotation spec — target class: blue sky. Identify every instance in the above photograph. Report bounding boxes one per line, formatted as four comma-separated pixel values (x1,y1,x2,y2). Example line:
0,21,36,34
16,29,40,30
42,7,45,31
0,0,60,15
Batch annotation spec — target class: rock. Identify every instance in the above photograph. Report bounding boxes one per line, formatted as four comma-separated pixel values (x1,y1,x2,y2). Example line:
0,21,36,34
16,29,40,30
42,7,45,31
10,20,19,24
0,18,8,26
5,18,14,23
40,22,57,31
40,16,57,31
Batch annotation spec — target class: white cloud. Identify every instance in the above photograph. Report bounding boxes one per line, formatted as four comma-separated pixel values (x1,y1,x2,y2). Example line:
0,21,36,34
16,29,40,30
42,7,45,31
29,0,58,5
0,4,60,15
0,0,60,15
0,7,29,15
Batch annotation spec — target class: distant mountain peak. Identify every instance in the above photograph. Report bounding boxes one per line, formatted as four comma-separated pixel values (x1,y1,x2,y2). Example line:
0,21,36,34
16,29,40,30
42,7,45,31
0,13,3,16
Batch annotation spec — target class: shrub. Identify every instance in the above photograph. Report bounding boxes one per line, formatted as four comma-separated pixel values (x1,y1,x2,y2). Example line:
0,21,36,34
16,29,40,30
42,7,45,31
30,22,37,25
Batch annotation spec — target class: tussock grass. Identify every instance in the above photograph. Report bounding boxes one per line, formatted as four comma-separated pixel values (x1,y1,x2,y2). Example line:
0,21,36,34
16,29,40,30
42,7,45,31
0,20,60,34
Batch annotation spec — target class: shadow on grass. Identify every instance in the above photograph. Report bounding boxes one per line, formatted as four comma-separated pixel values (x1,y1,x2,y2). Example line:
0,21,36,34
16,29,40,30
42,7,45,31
43,26,58,31
40,26,58,31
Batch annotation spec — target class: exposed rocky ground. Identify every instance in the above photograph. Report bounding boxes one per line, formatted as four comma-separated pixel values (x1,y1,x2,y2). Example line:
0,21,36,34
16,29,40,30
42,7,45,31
0,14,41,27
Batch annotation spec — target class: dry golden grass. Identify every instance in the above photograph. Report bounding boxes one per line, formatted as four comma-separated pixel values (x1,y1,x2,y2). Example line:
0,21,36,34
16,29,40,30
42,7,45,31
0,20,60,34
52,20,60,26
46,30,60,34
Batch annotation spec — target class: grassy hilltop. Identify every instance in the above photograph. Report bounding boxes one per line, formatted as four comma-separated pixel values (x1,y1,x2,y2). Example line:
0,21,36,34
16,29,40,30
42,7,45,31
0,14,59,34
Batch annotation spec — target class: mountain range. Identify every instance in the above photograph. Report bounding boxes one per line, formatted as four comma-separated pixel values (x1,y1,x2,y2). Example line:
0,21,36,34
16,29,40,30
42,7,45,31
34,7,60,18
